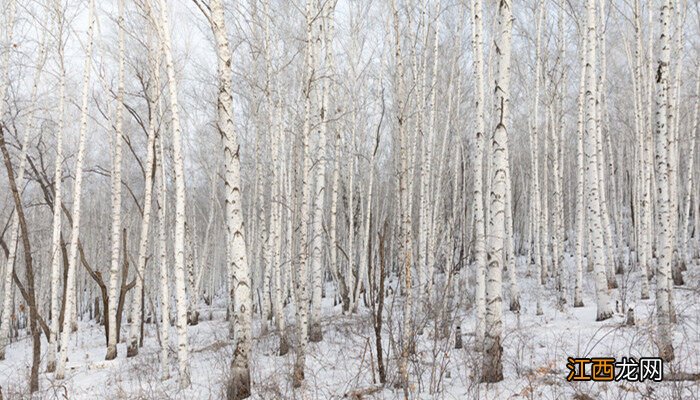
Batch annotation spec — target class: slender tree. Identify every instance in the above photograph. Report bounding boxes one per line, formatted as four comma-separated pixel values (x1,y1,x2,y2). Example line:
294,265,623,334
0,0,18,361
47,0,67,372
654,0,675,362
584,0,613,322
56,0,96,379
481,0,512,384
154,0,191,387
470,0,486,344
106,0,126,361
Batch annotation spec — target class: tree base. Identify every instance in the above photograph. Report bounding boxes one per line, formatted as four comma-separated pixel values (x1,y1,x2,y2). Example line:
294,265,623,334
292,361,304,388
672,268,684,286
509,299,520,313
226,366,251,400
308,323,322,343
187,311,199,326
659,342,674,362
615,262,624,274
596,309,613,321
573,300,584,308
179,372,191,390
480,337,503,383
126,344,138,358
46,360,56,373
105,346,117,361
278,335,289,356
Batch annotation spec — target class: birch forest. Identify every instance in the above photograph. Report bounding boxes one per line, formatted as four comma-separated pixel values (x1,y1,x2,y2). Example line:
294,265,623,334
0,0,699,398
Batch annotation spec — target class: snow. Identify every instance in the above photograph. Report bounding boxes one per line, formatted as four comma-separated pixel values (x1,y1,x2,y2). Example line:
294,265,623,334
1,257,699,399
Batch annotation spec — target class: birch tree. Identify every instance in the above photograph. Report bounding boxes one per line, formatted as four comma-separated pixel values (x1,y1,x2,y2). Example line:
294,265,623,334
470,0,486,345
0,0,17,362
584,0,613,322
309,0,334,342
106,0,126,361
654,0,675,362
481,0,512,384
56,0,96,379
194,0,255,396
0,12,48,393
633,0,651,300
154,0,191,387
552,1,566,307
530,1,545,295
392,0,414,393
681,67,700,266
47,0,67,372
156,114,171,381
574,33,586,308
127,40,158,357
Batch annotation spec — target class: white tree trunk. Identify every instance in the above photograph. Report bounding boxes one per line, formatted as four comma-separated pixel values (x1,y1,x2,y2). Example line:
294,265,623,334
654,0,675,362
346,117,356,314
419,1,440,303
681,66,700,264
309,0,333,341
47,0,66,371
531,0,545,316
154,0,190,387
106,0,125,361
207,0,252,397
645,0,655,278
271,103,288,354
482,0,511,383
56,0,96,379
574,34,586,308
156,127,171,380
584,0,613,322
392,0,413,392
262,0,288,356
127,48,158,356
596,0,618,289
0,0,17,361
633,0,651,300
552,2,566,306
293,0,315,388
471,0,487,345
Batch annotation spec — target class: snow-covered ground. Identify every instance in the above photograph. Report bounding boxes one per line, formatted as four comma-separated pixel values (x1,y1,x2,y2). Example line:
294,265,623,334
1,256,699,399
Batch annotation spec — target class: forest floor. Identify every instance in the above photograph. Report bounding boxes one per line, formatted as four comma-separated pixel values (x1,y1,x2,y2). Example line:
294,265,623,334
1,255,699,399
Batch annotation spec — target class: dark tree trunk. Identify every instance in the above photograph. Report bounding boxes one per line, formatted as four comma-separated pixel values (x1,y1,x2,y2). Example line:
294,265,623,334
373,220,387,384
1,126,41,393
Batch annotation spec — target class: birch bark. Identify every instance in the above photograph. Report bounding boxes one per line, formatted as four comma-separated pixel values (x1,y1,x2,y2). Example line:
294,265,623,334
482,0,512,383
471,0,487,344
654,0,675,362
47,0,67,371
106,0,126,361
293,0,315,387
0,0,17,361
154,0,191,387
584,0,613,322
574,33,586,308
56,0,96,379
